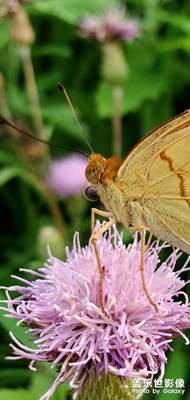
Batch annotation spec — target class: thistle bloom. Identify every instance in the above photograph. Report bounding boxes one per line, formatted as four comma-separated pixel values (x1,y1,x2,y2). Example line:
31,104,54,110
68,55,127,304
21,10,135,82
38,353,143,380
79,3,141,159
46,154,87,198
79,3,140,43
1,224,190,399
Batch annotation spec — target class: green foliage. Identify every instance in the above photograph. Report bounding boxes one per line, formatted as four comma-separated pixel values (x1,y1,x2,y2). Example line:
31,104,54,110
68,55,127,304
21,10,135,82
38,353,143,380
96,41,170,117
28,0,112,24
0,0,190,399
0,389,35,400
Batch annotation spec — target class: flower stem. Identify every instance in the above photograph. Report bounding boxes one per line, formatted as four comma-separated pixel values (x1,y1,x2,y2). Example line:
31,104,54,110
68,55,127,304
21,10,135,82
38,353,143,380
0,73,24,150
41,182,67,245
78,373,143,400
112,86,123,159
20,45,43,136
0,73,12,118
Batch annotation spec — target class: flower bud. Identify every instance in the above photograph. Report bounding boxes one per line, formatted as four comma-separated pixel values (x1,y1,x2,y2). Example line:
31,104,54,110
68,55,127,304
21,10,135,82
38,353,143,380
78,373,139,400
37,225,65,259
101,41,128,87
11,8,35,46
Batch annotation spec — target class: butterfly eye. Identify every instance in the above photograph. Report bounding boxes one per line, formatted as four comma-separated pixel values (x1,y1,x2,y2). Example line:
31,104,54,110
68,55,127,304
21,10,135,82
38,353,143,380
85,164,99,184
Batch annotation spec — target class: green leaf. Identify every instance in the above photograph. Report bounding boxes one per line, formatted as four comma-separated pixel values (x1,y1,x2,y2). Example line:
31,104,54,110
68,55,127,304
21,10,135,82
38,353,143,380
95,69,166,118
42,103,89,139
164,347,188,381
0,293,35,348
30,369,70,400
28,0,111,24
0,167,24,186
0,167,41,190
156,348,188,400
158,10,190,34
0,368,31,387
33,44,71,58
160,37,190,52
0,150,18,165
0,389,35,400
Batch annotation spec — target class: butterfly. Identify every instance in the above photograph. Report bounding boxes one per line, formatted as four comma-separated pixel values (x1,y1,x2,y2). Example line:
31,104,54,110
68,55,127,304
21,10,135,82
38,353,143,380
2,84,190,312
85,109,190,311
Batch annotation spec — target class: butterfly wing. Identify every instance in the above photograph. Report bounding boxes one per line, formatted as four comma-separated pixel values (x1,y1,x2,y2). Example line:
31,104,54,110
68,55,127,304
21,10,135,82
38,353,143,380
142,195,190,254
119,110,190,254
118,110,190,177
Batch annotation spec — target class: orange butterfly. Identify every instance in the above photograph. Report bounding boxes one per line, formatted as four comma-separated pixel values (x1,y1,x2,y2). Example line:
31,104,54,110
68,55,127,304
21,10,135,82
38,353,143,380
84,109,190,311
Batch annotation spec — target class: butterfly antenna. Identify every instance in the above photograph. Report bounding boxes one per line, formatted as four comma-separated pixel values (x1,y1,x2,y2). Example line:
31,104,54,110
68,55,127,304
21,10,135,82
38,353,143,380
57,83,94,154
0,116,89,157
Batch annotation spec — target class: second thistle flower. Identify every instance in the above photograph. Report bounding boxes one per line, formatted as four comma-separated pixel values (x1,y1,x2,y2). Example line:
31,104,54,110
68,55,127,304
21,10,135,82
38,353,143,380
79,3,141,86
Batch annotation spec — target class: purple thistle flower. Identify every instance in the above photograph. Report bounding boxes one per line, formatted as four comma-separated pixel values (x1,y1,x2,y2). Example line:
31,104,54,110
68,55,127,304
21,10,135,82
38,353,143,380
79,3,140,43
1,223,190,399
46,154,87,198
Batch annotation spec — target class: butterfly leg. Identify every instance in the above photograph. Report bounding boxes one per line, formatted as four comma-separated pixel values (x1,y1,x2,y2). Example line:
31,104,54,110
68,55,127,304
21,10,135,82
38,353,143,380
130,226,158,312
91,208,115,309
91,207,113,234
145,232,153,252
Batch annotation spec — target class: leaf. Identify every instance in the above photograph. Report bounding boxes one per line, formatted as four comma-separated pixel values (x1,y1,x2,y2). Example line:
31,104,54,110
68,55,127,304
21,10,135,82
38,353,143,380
0,368,31,387
33,44,71,58
0,168,24,186
0,293,35,348
0,150,18,165
160,37,190,53
41,103,89,139
0,389,35,400
28,0,111,24
0,167,41,190
156,348,188,400
30,369,70,400
158,10,190,34
164,347,188,381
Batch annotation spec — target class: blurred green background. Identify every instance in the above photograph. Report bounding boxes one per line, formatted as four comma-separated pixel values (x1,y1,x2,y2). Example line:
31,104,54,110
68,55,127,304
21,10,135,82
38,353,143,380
0,0,190,399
